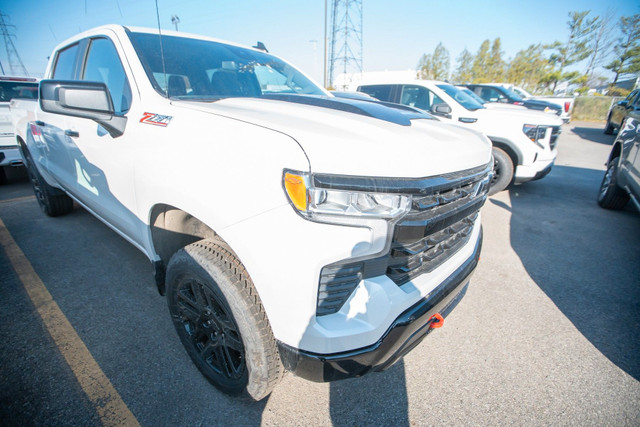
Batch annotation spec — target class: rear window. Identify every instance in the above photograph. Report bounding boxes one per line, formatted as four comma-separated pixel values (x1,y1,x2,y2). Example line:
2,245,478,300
0,81,38,102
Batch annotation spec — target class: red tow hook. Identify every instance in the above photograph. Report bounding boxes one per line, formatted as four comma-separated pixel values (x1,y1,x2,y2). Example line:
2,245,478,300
429,313,444,329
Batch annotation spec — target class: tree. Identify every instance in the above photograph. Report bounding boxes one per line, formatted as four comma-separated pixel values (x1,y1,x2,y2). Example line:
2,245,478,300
506,44,551,93
584,9,615,84
471,40,491,82
452,48,474,83
486,38,506,81
545,10,598,91
604,14,640,85
417,42,450,81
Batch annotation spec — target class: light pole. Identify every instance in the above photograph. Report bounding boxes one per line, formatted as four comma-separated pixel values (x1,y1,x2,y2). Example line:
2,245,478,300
171,15,180,31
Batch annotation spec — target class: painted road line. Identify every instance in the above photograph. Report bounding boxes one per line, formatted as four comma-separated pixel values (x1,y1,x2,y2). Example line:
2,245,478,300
0,195,36,205
0,217,139,426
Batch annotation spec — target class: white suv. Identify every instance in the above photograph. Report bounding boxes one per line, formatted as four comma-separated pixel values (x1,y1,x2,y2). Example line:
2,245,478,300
354,79,563,194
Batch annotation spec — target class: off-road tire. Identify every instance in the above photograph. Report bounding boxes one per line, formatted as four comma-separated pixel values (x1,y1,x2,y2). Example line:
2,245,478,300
166,238,284,401
23,152,73,217
598,157,629,210
488,147,514,196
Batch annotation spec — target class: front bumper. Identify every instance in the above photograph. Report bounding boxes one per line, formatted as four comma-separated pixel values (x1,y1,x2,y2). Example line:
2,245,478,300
277,231,481,382
0,146,23,167
514,157,555,184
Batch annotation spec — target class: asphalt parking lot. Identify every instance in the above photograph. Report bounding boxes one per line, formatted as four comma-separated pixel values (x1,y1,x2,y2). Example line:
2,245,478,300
1,121,638,426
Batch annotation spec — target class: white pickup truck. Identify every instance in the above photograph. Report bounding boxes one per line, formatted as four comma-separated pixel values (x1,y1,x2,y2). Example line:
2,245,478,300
353,79,563,194
0,76,39,184
11,25,493,400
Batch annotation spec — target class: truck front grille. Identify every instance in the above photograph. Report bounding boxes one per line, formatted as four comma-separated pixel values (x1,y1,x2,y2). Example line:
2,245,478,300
386,177,488,286
314,163,492,316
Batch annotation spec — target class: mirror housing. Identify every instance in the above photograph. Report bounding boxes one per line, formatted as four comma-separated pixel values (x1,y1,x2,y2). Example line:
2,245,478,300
618,100,628,107
434,104,452,115
39,80,127,137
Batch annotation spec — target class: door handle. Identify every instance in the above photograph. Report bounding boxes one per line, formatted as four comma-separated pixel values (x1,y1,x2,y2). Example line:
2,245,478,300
64,130,79,138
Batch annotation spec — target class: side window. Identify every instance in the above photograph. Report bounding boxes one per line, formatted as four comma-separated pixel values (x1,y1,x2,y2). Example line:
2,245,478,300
481,87,503,102
82,38,132,114
358,85,394,102
53,43,80,79
400,85,445,113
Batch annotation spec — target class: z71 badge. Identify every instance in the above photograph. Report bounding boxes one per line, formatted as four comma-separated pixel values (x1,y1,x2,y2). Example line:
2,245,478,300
140,112,173,127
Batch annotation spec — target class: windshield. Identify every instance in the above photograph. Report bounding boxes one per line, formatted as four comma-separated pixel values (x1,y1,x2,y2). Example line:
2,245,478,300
0,81,38,102
436,84,484,110
458,87,487,105
128,32,326,100
502,87,524,102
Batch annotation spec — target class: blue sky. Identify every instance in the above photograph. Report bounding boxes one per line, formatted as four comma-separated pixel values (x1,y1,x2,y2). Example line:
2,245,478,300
0,0,638,83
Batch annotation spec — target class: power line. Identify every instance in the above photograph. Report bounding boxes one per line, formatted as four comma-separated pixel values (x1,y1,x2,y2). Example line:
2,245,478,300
0,12,28,76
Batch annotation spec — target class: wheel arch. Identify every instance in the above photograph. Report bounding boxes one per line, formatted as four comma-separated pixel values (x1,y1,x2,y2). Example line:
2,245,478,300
488,138,522,166
607,142,622,165
149,204,218,294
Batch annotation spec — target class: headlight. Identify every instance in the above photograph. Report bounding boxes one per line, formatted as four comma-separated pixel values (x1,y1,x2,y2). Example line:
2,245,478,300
283,171,412,221
522,124,548,149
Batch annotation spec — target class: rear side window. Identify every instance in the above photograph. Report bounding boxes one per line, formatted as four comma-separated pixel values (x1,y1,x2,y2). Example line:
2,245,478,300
358,85,394,102
82,38,132,114
53,43,80,79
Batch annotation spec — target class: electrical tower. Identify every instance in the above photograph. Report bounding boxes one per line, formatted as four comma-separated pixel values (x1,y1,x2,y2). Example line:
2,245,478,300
328,0,362,89
0,12,28,76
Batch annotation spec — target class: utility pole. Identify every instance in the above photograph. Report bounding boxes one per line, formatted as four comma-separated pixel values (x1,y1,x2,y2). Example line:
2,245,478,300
0,12,28,76
328,0,362,90
171,15,180,31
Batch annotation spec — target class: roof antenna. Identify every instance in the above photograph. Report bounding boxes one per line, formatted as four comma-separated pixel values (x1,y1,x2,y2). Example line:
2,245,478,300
155,0,168,97
253,41,268,52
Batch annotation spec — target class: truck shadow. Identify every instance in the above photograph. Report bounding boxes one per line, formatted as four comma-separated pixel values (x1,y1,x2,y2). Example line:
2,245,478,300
570,126,615,145
328,361,409,426
503,165,640,380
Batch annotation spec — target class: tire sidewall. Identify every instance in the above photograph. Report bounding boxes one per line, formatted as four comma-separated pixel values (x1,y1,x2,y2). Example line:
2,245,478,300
166,242,274,399
489,147,514,196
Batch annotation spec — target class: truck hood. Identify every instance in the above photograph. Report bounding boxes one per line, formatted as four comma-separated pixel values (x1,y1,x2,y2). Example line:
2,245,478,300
474,105,563,126
175,96,492,177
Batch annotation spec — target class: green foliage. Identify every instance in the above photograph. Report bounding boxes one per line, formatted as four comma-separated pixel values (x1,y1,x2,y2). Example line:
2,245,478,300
452,49,474,83
507,44,551,93
417,42,450,81
421,11,639,94
604,14,640,84
471,40,491,83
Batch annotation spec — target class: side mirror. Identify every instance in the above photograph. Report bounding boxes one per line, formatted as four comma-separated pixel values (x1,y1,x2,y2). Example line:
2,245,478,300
434,104,452,115
39,80,127,138
618,100,629,107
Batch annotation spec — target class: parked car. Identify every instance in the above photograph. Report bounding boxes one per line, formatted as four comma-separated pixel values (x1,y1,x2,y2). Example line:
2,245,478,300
456,86,528,111
0,76,38,184
465,84,563,118
598,111,640,212
604,89,640,135
11,25,493,400
354,79,562,195
490,83,573,123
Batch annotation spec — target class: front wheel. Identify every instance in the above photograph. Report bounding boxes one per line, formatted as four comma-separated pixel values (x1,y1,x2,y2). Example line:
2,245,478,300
598,157,629,210
166,238,283,401
488,147,514,196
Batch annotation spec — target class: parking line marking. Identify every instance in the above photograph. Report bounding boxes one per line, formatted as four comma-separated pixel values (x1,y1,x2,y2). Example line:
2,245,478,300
0,195,36,205
0,217,140,427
